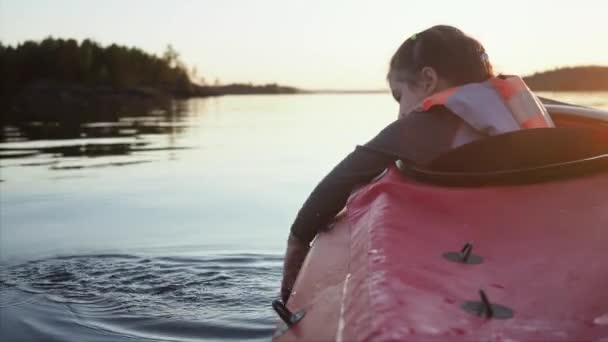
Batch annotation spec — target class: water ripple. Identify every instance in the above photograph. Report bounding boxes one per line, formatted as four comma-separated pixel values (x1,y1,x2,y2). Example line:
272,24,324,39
0,253,282,341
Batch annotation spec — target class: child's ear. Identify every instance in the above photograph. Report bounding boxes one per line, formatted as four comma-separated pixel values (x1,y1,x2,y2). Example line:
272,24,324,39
420,66,439,94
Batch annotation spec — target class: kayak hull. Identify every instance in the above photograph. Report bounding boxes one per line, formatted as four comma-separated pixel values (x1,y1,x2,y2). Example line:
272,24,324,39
274,106,608,341
277,168,608,341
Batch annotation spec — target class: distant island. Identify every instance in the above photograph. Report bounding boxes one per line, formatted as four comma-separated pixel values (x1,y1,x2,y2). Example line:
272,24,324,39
523,66,608,91
0,38,299,122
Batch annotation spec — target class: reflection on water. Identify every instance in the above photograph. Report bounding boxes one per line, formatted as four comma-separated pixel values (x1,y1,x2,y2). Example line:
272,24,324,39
0,92,607,341
0,102,198,176
1,106,190,161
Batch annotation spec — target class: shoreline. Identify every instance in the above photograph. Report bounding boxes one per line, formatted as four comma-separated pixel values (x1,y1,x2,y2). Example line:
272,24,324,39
0,81,300,124
2,82,606,125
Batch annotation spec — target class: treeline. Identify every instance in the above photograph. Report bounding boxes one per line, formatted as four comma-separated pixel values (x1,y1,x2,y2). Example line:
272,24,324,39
0,38,194,96
524,66,608,91
0,38,301,123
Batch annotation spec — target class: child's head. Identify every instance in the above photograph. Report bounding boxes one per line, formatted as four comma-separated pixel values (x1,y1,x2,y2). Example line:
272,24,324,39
388,25,495,117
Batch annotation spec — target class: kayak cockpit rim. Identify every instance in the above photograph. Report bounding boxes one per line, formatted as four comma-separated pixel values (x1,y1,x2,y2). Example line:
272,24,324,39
395,102,608,187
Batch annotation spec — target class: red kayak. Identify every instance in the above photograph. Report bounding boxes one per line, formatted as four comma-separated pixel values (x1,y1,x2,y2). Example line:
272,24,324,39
273,102,608,341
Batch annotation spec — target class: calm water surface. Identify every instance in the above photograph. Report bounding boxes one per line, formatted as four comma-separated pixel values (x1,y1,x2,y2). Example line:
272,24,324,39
1,92,607,341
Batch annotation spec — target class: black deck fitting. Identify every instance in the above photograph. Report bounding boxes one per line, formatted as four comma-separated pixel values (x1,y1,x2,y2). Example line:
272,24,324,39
478,289,494,318
272,299,297,326
442,241,483,264
272,299,306,337
461,242,473,262
461,289,514,319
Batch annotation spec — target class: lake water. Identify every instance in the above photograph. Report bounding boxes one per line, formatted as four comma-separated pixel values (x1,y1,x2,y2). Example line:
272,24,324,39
1,92,607,341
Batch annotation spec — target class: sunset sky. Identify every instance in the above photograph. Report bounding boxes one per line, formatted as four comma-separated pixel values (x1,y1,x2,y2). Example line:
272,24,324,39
1,0,606,89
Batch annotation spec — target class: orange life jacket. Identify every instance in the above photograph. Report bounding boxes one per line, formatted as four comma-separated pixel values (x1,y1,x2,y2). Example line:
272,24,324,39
422,75,554,130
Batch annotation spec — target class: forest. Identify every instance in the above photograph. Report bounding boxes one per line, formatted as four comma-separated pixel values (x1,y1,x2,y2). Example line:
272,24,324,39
0,38,298,122
0,38,193,96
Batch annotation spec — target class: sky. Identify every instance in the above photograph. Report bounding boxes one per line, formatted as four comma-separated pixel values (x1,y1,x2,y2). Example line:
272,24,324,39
1,0,607,90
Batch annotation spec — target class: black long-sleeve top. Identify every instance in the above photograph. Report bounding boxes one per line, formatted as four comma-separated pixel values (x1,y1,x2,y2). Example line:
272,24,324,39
290,106,468,244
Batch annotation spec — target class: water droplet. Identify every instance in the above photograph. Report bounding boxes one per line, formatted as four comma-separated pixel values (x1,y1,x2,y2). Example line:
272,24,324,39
593,313,608,325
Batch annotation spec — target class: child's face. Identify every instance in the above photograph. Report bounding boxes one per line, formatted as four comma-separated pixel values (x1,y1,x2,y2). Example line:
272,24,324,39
388,76,427,119
389,67,449,119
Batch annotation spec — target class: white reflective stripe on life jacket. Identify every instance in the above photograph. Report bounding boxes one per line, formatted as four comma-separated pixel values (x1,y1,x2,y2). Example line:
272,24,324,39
489,76,555,128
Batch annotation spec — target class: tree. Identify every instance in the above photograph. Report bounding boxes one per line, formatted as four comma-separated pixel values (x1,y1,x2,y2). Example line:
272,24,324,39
162,44,180,68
